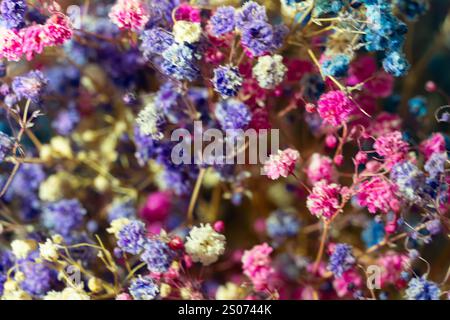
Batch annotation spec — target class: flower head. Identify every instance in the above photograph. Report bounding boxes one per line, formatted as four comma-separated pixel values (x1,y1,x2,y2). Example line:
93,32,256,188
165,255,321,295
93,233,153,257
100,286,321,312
212,65,243,98
305,153,336,184
0,0,27,29
42,199,86,236
317,90,355,126
356,177,401,214
0,131,13,161
263,148,300,180
240,21,274,57
12,70,48,103
373,131,409,169
173,20,202,44
116,220,147,255
161,43,200,81
215,98,251,131
307,181,341,220
140,239,175,273
109,0,149,31
185,223,226,266
327,243,356,277
235,1,267,30
129,276,159,300
210,6,236,36
405,277,441,300
253,54,287,89
242,243,275,291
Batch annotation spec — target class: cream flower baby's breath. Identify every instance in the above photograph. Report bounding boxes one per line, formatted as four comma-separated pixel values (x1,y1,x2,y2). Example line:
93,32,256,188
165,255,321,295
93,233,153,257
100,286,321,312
39,239,60,261
173,21,202,44
185,223,226,266
44,285,91,300
11,239,36,259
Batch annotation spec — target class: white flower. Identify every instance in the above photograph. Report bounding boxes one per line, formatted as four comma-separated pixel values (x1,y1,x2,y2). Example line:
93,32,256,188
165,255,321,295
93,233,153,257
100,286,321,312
39,239,60,262
11,239,36,259
252,54,287,89
1,280,31,300
44,286,91,300
107,218,131,238
136,99,164,140
185,223,226,266
173,21,202,44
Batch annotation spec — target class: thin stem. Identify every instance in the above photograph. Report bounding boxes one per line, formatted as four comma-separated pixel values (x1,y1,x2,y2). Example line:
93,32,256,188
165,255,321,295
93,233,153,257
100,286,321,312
313,220,330,273
187,168,207,225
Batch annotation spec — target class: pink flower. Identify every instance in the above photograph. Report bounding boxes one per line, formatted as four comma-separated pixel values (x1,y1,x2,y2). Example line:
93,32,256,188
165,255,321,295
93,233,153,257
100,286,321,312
420,133,446,160
377,252,409,288
20,25,48,61
109,0,149,31
242,243,275,291
44,14,73,46
263,148,300,180
317,90,355,126
174,4,201,22
373,131,409,169
333,270,362,297
139,191,171,223
356,177,400,214
0,28,23,61
347,55,377,86
305,153,336,184
116,293,132,300
306,180,341,220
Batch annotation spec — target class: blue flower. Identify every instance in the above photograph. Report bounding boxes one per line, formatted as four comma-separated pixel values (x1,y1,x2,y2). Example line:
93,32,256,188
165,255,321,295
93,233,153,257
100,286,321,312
327,243,356,277
42,199,86,236
215,99,252,131
129,276,159,300
0,0,27,29
212,65,243,98
424,152,447,179
19,253,55,296
394,0,428,21
141,239,175,273
362,220,385,248
390,161,426,203
117,220,147,255
108,199,136,222
266,210,301,240
408,96,427,117
235,1,267,30
383,51,410,77
405,277,441,300
241,21,274,57
12,70,48,103
140,28,174,59
313,0,344,16
161,43,200,81
321,54,350,78
210,6,236,36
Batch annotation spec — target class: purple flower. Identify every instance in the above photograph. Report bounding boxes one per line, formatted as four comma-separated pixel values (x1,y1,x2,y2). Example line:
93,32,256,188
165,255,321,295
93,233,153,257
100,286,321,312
0,0,27,29
117,220,147,255
210,6,236,36
161,43,200,81
212,65,243,98
12,70,48,103
52,107,80,136
235,1,268,30
19,254,55,296
42,199,86,236
405,276,441,300
140,27,174,59
327,243,355,277
241,21,274,57
215,99,251,131
108,199,136,222
129,276,159,300
141,239,175,273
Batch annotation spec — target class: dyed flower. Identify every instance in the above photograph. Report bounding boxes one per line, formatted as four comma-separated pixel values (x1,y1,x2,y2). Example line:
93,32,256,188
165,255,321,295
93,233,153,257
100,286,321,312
52,108,80,136
108,199,136,222
377,252,409,287
405,277,441,300
0,0,27,29
252,54,287,89
44,286,90,300
307,181,341,220
185,223,226,266
212,65,243,98
136,99,165,140
373,131,409,169
19,256,54,296
129,276,159,300
215,99,251,131
139,191,171,223
161,43,200,81
0,27,22,61
117,220,147,255
424,152,447,178
383,51,410,77
321,54,350,78
266,210,301,240
12,70,48,103
235,1,267,29
240,21,274,57
263,148,300,180
242,243,275,291
390,161,426,203
333,270,362,297
210,6,236,36
140,28,174,59
44,14,73,46
19,25,47,61
305,153,336,184
356,177,401,214
420,133,446,160
174,3,200,22
173,21,201,44
328,243,356,277
42,199,86,236
109,0,149,31
317,90,355,126
140,239,174,273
